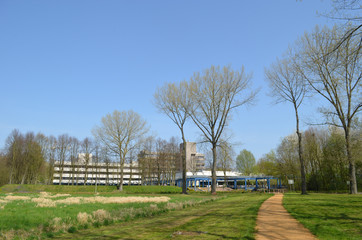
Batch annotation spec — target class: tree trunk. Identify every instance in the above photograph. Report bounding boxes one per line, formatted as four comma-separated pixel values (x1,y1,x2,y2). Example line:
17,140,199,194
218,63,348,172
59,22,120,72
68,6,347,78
345,128,357,194
119,154,124,191
211,142,217,194
21,165,28,185
181,129,187,194
294,103,307,195
129,159,133,186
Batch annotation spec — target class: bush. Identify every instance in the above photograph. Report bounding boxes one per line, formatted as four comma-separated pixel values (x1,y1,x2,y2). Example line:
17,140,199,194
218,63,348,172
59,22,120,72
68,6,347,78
67,226,77,233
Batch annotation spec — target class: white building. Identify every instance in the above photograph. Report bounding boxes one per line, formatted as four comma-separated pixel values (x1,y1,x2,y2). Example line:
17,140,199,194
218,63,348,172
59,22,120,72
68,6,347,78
53,155,141,185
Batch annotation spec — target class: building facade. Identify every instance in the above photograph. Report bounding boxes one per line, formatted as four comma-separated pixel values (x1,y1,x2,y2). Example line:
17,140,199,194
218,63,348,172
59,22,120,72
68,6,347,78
180,142,205,172
53,142,205,186
53,154,141,185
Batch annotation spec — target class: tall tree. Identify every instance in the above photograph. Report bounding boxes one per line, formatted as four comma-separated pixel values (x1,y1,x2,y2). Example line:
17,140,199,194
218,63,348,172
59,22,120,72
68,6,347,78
188,65,256,194
154,81,191,194
92,110,148,191
298,25,361,194
236,149,256,176
265,55,308,194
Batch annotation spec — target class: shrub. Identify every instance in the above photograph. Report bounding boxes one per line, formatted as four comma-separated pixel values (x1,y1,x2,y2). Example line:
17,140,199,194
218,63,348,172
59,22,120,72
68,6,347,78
67,226,77,233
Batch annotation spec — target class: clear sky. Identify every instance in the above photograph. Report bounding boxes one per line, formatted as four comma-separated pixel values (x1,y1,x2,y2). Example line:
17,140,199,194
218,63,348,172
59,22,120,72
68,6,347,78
0,0,335,160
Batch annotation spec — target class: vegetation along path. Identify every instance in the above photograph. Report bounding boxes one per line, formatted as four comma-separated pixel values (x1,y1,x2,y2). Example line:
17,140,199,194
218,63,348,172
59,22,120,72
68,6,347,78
56,193,270,240
255,193,317,240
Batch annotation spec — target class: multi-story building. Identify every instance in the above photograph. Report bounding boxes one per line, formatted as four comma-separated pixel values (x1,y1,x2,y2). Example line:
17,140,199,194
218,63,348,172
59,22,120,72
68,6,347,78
53,142,205,186
180,142,205,172
53,154,140,185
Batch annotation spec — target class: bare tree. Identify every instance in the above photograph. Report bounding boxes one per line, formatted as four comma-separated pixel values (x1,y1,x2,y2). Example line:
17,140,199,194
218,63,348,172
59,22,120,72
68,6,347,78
81,138,93,185
154,80,192,194
265,55,308,194
188,65,256,194
217,140,234,187
92,110,148,191
6,129,22,184
47,136,57,185
321,1,362,56
298,25,361,194
69,137,80,185
56,134,71,185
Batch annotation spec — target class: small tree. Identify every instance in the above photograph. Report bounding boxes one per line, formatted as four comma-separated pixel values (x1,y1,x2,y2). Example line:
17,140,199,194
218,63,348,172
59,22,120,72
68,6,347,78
236,149,256,176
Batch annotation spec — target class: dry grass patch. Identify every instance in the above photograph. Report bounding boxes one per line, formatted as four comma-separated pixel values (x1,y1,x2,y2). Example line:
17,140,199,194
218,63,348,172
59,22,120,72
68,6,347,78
93,209,111,223
54,196,170,206
77,212,92,225
39,192,71,198
32,197,56,207
4,196,31,201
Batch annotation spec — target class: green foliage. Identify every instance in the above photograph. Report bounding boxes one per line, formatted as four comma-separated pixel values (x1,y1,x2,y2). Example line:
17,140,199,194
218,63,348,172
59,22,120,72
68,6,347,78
284,193,362,240
256,150,279,176
267,126,362,192
67,226,77,233
236,149,256,175
5,130,48,185
0,154,8,187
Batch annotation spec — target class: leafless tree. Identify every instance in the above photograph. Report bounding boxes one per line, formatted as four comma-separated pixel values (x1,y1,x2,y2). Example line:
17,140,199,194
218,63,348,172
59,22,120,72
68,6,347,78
92,110,148,191
47,136,57,185
154,80,192,194
217,140,234,187
265,55,308,194
69,137,80,185
56,134,71,185
188,65,257,194
81,137,93,185
297,25,361,194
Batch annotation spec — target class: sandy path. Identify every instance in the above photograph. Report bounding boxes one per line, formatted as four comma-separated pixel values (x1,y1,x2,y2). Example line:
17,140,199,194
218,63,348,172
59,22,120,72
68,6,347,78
255,193,317,240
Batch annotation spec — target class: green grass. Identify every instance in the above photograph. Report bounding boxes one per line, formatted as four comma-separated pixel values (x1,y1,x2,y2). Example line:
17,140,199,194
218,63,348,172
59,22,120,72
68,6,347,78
283,193,362,240
56,193,272,240
0,184,182,194
0,191,217,239
0,184,117,193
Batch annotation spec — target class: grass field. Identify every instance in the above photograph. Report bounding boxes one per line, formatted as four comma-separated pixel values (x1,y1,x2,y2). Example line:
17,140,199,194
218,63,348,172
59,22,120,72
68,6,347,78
55,193,271,240
283,193,362,240
0,185,207,239
0,184,271,239
0,184,182,194
2,184,361,240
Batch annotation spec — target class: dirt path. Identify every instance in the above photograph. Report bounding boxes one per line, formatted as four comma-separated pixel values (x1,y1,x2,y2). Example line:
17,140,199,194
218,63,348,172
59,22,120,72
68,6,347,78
255,193,317,240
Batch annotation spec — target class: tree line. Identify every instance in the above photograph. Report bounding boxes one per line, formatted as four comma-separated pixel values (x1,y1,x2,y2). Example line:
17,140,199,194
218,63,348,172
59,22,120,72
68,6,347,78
0,128,183,187
255,124,362,192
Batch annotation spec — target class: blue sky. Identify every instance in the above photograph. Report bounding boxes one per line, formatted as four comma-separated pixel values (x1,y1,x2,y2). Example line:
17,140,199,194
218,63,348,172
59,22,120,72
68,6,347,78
0,0,335,160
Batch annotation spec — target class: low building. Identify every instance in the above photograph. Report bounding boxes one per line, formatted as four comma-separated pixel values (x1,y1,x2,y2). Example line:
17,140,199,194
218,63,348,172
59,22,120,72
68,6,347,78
175,170,281,191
